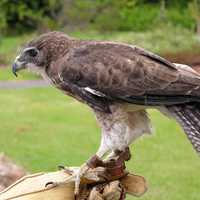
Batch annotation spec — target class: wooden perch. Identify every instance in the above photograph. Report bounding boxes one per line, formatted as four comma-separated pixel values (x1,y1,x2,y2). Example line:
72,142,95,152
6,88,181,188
0,167,147,200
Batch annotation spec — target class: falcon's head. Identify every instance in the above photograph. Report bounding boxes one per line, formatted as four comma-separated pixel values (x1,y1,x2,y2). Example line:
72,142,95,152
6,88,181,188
12,31,72,76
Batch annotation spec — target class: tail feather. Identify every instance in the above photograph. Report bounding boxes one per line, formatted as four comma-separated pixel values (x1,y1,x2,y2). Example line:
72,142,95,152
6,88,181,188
168,104,200,154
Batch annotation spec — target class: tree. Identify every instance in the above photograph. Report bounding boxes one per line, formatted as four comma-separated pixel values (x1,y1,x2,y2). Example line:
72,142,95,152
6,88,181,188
189,0,200,35
0,0,62,35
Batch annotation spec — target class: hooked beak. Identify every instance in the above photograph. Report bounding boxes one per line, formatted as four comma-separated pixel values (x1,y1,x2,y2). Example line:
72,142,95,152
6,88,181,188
12,59,26,77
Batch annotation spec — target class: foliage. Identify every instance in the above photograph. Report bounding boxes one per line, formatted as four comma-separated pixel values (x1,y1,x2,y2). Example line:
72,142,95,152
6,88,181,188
189,0,200,21
59,0,197,32
0,0,62,35
167,7,195,30
91,3,159,31
0,0,198,34
59,0,159,31
72,25,200,54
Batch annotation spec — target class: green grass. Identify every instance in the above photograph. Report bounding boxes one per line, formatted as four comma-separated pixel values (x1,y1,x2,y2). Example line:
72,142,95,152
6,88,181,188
0,34,35,65
0,33,39,80
0,67,39,80
0,87,199,200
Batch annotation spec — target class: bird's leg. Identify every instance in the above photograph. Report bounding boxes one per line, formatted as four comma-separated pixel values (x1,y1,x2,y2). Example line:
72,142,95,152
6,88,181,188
72,154,106,196
72,146,110,195
72,148,131,194
104,151,116,161
104,147,131,162
99,147,131,178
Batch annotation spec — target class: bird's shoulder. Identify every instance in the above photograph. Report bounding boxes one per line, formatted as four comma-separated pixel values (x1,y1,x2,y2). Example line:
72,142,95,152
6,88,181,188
55,40,179,93
67,40,177,71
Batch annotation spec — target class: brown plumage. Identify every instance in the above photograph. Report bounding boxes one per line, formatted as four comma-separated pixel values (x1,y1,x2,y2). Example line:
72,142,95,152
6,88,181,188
12,31,200,194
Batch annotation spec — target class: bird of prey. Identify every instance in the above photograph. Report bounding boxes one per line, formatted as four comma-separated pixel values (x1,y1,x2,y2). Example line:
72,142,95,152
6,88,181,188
13,31,200,194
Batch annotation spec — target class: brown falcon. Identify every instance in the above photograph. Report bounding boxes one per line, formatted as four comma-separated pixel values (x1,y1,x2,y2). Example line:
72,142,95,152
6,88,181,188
12,31,200,194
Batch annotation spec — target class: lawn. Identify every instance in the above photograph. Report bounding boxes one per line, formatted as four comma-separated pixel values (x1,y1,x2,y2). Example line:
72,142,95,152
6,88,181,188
0,87,199,200
0,67,39,80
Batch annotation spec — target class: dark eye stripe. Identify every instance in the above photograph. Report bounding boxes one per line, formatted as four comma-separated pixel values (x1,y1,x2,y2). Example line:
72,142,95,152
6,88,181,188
24,47,39,57
28,49,38,57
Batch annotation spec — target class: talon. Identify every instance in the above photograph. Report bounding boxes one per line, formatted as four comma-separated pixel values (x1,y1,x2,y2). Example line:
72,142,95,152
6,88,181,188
87,155,105,168
58,165,74,175
74,194,78,200
68,163,90,196
58,165,65,170
123,147,131,161
45,181,56,188
114,147,131,162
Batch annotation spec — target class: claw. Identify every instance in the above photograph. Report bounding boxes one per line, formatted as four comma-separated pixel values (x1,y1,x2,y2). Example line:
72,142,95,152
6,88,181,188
45,181,57,188
74,194,78,200
58,165,65,170
58,165,74,175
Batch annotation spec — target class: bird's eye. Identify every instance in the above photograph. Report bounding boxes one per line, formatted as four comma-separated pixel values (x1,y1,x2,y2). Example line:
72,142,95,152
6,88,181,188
25,47,39,57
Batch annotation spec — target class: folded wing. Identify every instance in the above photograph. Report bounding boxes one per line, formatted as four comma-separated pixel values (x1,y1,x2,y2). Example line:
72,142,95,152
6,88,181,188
55,42,200,106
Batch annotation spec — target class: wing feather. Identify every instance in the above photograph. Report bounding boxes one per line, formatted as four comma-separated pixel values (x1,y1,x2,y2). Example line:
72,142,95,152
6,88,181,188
51,42,200,106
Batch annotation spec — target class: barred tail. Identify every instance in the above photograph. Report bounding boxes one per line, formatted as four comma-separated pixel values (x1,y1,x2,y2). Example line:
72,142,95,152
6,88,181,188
168,103,200,154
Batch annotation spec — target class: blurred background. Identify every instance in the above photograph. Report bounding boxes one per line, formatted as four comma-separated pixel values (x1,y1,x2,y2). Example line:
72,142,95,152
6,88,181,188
0,1,200,199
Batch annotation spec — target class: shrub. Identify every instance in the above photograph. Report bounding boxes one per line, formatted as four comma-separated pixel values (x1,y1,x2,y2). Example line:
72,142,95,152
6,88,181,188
0,0,62,35
0,0,198,34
